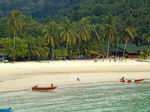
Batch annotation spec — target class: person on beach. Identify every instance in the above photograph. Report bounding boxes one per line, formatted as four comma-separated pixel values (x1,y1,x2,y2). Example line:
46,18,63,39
77,78,80,81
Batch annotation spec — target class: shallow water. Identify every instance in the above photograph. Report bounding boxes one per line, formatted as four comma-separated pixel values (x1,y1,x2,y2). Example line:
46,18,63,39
0,82,150,112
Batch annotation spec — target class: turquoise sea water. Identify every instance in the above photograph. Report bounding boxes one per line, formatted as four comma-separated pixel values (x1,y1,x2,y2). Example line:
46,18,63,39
0,82,150,112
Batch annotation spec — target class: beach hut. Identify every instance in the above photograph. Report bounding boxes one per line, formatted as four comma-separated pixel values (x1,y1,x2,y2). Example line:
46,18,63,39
126,44,139,58
117,44,139,58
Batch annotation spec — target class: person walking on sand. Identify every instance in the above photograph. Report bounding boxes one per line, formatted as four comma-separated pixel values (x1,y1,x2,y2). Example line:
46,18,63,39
77,78,80,81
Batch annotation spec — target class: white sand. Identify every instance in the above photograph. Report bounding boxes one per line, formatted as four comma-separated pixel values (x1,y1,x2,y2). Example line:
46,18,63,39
0,59,150,92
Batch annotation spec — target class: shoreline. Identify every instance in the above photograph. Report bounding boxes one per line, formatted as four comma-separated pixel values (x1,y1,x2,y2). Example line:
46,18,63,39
0,60,150,92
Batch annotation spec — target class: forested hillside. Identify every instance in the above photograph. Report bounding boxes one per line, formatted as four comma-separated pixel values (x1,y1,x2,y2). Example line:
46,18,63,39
0,0,149,61
0,0,150,20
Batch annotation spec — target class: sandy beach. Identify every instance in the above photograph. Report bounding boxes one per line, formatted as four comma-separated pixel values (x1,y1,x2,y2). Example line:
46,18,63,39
0,59,150,92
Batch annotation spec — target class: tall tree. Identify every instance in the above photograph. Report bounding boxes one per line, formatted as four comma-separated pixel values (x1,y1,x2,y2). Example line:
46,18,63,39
7,10,25,61
122,26,137,57
43,21,58,59
144,35,150,52
103,15,117,58
60,20,76,59
76,18,91,58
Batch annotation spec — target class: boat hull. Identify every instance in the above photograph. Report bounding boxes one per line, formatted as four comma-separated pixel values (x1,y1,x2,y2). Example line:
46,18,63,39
32,86,57,91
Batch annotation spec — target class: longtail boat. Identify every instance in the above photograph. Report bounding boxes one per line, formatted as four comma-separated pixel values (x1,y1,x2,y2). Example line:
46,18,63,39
32,84,57,91
120,79,144,83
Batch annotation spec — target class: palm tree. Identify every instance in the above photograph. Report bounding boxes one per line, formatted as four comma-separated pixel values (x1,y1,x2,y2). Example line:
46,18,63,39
7,10,25,61
43,21,58,59
26,36,49,60
76,18,91,58
122,26,137,57
144,35,150,52
104,24,115,58
60,20,76,59
92,24,106,50
103,15,117,58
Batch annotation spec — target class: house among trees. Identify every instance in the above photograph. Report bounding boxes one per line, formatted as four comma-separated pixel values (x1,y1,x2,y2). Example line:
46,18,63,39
110,44,149,58
121,44,139,58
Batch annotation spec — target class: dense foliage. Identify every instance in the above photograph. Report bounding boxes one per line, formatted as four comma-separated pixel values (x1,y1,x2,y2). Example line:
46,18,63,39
0,0,149,61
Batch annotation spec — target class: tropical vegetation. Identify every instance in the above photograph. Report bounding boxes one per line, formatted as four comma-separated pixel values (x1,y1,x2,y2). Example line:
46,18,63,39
0,0,149,61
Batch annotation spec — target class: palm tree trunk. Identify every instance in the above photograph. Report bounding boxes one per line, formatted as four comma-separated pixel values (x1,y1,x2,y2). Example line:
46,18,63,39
13,33,16,62
123,40,128,57
28,52,31,61
65,43,68,60
76,42,80,59
51,47,54,60
115,38,118,57
106,39,110,58
147,44,150,52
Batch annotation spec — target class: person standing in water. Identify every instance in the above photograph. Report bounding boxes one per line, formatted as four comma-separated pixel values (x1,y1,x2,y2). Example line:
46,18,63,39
120,77,125,81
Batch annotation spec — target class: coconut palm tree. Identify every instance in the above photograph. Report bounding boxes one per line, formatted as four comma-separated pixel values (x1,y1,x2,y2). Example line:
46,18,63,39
27,36,48,60
103,14,117,58
104,24,115,58
7,10,25,61
76,18,91,58
144,35,150,52
43,21,58,59
60,20,76,59
92,24,105,50
122,26,137,57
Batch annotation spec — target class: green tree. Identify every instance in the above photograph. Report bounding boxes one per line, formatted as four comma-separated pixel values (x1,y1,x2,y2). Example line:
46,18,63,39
43,21,58,59
60,20,76,59
7,10,25,61
25,36,49,60
103,14,119,58
76,18,91,58
122,26,137,57
0,37,28,61
144,35,150,52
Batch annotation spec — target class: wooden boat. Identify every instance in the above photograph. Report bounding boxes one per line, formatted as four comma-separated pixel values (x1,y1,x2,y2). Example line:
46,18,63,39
32,86,57,91
120,79,144,83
